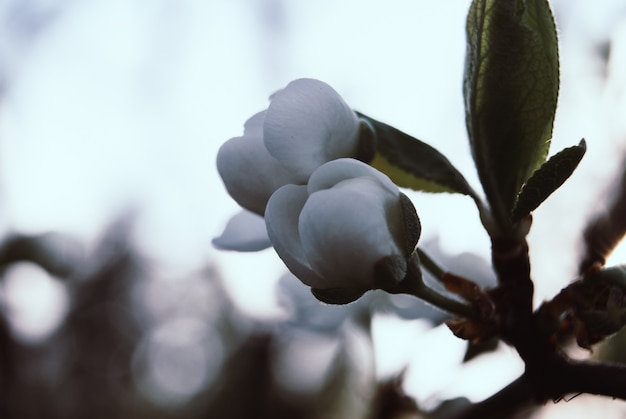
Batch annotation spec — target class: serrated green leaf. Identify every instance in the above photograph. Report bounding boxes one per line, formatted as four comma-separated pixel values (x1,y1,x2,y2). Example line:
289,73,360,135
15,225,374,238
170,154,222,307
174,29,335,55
464,0,559,229
511,139,586,222
357,113,479,200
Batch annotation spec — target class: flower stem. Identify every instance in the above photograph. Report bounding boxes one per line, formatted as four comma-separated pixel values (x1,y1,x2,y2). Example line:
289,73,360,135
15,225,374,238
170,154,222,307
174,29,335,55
402,252,477,319
415,247,445,281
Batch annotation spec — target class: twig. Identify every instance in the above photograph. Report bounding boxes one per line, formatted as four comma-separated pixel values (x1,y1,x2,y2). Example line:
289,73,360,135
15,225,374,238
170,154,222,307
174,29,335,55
580,155,626,273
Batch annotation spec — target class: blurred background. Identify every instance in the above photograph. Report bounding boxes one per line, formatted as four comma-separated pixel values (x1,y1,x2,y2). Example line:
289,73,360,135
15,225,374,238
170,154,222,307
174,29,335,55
0,0,626,417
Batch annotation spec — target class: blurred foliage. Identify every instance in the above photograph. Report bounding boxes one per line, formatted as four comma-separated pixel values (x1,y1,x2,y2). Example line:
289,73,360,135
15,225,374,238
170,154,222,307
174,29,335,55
1,216,473,419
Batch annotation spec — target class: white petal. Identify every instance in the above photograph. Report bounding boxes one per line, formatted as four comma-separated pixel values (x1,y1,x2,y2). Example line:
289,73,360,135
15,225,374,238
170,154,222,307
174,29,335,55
217,111,301,215
265,185,325,287
307,158,399,196
299,177,405,289
212,210,272,252
264,79,360,181
242,110,265,134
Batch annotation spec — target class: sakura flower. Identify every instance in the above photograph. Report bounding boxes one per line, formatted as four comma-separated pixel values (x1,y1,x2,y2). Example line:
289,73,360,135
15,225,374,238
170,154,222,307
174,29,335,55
265,158,420,304
216,78,364,216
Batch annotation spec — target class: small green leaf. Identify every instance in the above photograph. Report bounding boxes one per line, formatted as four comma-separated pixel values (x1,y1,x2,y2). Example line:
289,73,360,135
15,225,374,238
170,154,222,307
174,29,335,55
311,287,366,305
357,113,479,200
511,139,586,222
464,0,559,229
589,265,626,292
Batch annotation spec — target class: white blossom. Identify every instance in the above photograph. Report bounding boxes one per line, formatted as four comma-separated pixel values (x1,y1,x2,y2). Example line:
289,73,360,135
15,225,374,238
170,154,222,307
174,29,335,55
212,210,271,252
265,158,417,296
263,78,360,182
216,79,361,216
216,111,299,216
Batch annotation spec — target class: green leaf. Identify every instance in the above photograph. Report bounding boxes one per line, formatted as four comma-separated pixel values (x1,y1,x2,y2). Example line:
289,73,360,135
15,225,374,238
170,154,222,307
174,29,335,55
511,139,586,222
311,287,366,305
589,265,626,292
357,113,479,200
464,0,559,229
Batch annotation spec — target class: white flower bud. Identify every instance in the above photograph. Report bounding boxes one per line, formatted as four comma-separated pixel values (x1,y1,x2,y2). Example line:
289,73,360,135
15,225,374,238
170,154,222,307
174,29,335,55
265,159,419,301
216,79,361,215
216,111,299,216
264,79,360,182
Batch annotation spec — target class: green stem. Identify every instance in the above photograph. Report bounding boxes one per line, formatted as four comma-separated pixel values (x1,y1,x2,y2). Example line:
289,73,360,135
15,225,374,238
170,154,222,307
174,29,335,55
415,247,445,281
401,253,477,319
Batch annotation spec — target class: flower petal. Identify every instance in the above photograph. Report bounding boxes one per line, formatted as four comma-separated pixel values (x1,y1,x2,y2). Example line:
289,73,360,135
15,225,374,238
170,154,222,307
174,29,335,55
265,184,325,287
212,210,272,252
264,79,360,181
307,158,398,196
217,111,300,215
299,176,405,289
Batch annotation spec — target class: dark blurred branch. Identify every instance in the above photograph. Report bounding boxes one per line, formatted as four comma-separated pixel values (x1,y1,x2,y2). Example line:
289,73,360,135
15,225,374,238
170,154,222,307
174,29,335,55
0,233,84,417
369,372,420,419
0,315,16,418
0,232,82,278
580,156,626,273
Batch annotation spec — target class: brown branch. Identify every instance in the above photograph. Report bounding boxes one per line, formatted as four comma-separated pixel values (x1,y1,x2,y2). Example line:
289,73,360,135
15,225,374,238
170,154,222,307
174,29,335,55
442,359,626,419
489,237,538,355
561,359,626,399
580,156,626,273
444,361,626,419
442,375,535,419
440,236,626,418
